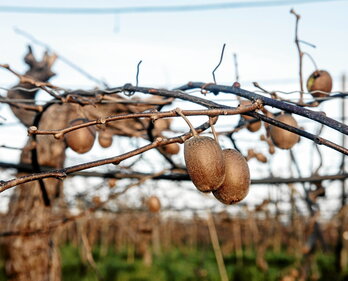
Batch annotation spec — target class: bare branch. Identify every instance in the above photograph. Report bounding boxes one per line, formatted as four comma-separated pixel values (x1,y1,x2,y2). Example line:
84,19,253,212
290,9,304,103
0,114,223,191
212,43,226,84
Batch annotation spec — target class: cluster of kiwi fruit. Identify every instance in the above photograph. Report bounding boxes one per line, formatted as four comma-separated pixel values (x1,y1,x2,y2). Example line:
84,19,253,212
247,148,267,163
64,116,116,154
181,113,250,205
239,100,300,151
306,70,333,98
153,119,181,156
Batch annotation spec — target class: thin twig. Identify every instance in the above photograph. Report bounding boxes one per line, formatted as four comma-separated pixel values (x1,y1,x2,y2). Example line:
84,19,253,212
233,53,239,82
0,161,346,184
290,9,304,103
0,170,166,237
0,96,43,112
0,117,219,191
179,82,348,135
212,43,226,84
298,39,316,48
0,64,56,88
136,60,142,87
4,74,345,154
302,52,318,70
28,105,260,137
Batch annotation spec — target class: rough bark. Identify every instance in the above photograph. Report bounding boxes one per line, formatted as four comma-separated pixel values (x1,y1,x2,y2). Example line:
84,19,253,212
4,47,63,281
4,103,69,281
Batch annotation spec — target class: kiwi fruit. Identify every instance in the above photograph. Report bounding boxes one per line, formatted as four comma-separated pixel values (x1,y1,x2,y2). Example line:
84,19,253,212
268,146,275,155
160,143,180,155
98,130,113,148
213,149,250,204
65,118,96,154
153,118,172,136
240,100,261,132
184,136,225,192
108,178,117,188
306,70,332,97
147,196,161,213
247,148,256,160
269,114,299,149
255,152,267,163
92,196,101,205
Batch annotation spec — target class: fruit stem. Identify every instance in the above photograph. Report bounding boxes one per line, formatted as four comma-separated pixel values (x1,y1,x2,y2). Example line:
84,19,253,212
174,108,198,137
302,52,318,71
209,117,219,143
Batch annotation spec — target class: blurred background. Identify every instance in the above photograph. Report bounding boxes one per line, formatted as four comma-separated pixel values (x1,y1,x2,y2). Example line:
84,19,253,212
0,0,347,280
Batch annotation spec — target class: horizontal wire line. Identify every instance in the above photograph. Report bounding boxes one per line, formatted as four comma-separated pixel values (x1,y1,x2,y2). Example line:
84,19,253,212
0,0,345,14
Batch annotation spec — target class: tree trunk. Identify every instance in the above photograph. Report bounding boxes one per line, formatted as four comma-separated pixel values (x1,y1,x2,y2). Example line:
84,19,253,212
4,102,70,280
3,46,171,280
4,180,62,281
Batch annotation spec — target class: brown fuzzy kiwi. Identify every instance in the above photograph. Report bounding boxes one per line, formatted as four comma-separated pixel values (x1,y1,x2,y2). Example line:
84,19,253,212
153,118,172,136
306,70,332,97
184,136,225,192
98,130,113,148
269,114,299,149
247,148,256,160
108,178,117,188
147,196,161,213
240,100,261,132
255,152,267,163
161,143,180,155
92,196,101,205
65,118,96,154
213,149,250,204
268,145,275,155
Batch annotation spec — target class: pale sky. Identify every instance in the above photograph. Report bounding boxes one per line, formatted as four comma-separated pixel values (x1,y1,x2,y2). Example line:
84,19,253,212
0,0,347,215
0,0,347,88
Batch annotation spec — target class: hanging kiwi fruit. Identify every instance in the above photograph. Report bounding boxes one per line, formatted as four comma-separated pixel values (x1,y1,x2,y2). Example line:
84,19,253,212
147,196,161,213
184,136,225,192
177,108,250,202
176,109,225,192
153,118,172,136
247,148,256,160
213,149,250,204
255,152,267,163
240,100,261,132
108,178,117,188
306,70,333,98
160,142,180,155
269,114,299,149
65,118,96,154
92,196,101,205
98,130,113,148
246,148,267,163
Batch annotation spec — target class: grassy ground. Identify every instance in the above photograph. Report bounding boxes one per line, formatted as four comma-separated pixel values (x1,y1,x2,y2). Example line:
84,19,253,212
59,245,348,281
1,244,348,280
